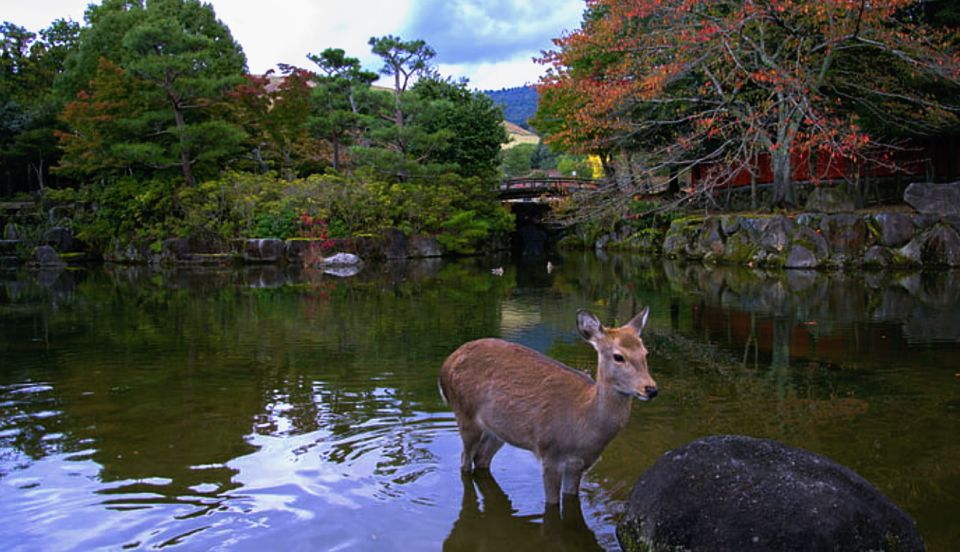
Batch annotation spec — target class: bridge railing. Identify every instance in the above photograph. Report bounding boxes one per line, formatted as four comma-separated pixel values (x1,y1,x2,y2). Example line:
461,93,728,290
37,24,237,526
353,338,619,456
496,177,598,201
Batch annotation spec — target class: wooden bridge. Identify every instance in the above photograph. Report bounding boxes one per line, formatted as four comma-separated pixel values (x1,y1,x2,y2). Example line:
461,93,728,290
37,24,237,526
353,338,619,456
496,177,597,204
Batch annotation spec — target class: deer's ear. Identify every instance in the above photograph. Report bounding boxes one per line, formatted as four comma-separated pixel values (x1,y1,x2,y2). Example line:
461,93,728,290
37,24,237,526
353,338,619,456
626,306,650,336
576,309,603,343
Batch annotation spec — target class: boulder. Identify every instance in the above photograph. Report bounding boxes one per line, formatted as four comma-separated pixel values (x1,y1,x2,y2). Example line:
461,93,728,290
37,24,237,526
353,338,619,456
805,184,856,213
104,239,155,264
863,245,894,268
820,214,866,262
31,245,66,268
383,228,408,259
695,217,725,260
758,217,796,254
784,244,819,269
617,435,924,552
719,215,740,236
285,238,329,264
321,252,362,266
917,224,960,266
872,212,915,247
904,181,960,216
43,227,75,252
243,238,284,263
662,220,694,259
407,234,443,258
162,238,192,261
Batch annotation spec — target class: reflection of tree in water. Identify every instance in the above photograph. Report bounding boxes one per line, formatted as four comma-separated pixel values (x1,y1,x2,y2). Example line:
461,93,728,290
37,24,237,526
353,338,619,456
444,472,603,552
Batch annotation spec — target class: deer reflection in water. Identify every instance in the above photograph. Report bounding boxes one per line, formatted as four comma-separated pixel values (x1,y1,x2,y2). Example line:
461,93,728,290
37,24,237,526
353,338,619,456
443,471,603,552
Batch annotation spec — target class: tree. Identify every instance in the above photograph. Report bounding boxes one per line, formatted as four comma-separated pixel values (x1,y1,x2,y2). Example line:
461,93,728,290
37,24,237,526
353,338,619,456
0,19,79,195
411,77,508,179
368,35,436,133
501,143,536,177
538,0,960,210
227,65,325,178
56,0,247,187
307,48,377,171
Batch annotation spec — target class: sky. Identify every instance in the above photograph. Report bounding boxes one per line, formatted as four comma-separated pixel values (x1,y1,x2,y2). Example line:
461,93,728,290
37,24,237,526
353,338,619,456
1,0,585,90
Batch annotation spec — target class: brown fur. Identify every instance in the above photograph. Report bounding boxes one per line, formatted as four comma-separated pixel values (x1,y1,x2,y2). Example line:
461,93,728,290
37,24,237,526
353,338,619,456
439,309,657,504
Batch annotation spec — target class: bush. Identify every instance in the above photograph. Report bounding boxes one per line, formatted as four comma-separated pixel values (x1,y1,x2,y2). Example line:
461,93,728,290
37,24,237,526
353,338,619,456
64,169,514,255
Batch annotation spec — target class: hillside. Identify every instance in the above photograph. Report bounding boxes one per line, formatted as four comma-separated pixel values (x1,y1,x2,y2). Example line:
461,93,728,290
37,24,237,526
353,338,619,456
484,86,538,129
503,121,539,149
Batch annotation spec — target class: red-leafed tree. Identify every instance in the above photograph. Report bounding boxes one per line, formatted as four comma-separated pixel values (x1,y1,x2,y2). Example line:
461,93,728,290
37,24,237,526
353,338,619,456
536,0,960,211
228,65,325,179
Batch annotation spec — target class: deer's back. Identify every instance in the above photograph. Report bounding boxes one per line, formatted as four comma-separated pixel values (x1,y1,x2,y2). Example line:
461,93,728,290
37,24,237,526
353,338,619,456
439,338,595,418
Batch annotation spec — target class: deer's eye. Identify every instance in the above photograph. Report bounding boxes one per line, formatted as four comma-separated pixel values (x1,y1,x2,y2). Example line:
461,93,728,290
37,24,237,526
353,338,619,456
613,353,625,363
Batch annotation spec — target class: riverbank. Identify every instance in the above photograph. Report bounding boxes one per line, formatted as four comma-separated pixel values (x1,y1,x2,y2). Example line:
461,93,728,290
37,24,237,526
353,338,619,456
592,182,960,269
0,227,478,270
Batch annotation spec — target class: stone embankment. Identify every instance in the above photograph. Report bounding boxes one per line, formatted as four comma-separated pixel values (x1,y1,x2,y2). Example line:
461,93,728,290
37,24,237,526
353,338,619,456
0,226,446,270
103,231,444,267
604,182,960,269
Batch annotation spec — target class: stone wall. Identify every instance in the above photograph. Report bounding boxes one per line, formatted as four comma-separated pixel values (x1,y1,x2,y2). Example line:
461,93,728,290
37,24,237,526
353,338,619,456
605,182,960,269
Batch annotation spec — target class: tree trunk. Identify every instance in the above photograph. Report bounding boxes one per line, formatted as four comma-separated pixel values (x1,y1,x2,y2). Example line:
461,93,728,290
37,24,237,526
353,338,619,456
771,147,795,208
172,104,195,187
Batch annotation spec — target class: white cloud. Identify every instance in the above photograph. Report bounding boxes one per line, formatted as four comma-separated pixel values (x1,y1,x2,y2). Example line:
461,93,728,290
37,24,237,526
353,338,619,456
214,0,416,74
440,56,548,91
0,0,581,88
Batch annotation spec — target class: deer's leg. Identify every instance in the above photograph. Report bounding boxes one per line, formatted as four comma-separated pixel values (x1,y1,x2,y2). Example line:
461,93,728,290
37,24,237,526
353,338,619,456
541,461,562,505
561,460,585,497
473,431,504,470
457,419,483,471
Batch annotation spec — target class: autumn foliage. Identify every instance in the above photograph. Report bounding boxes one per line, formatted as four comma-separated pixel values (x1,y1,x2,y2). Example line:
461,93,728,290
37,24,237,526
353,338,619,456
537,0,960,207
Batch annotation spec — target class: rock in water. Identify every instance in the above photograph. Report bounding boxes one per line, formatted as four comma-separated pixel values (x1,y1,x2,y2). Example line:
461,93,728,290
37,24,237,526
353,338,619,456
617,435,924,552
321,252,362,266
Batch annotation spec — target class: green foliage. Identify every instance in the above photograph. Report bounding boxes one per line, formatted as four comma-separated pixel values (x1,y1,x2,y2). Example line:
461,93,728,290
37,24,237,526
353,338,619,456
254,209,298,239
68,176,179,247
556,154,592,178
501,143,537,177
56,0,247,187
0,19,79,196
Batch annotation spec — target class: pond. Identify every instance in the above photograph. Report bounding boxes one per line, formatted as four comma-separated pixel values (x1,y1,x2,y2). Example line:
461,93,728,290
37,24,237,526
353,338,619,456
1,254,958,551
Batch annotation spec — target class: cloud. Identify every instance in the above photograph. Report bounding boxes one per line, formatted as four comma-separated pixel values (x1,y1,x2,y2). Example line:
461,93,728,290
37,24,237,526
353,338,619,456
439,57,547,90
400,0,583,65
215,0,416,74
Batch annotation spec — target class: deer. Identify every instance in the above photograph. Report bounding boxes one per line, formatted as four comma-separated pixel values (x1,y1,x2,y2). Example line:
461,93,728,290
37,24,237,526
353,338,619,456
439,308,657,505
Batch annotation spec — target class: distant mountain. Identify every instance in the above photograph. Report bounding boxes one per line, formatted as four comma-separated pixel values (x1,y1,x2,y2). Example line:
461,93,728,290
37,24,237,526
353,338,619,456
484,86,538,129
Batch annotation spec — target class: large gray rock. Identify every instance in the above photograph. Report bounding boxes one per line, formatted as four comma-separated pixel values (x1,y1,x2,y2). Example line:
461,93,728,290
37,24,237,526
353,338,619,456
805,184,856,213
873,212,915,247
695,217,724,260
758,217,796,254
383,228,408,260
407,234,442,258
820,214,867,261
784,244,819,268
321,252,362,266
617,435,924,552
863,245,895,268
31,245,66,268
104,239,155,264
43,227,75,252
243,238,284,262
904,181,960,216
917,224,960,266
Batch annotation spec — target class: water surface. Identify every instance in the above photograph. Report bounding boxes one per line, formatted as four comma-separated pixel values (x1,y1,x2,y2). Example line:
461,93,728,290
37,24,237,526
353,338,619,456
1,255,958,550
